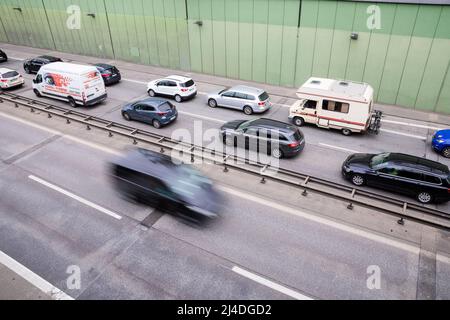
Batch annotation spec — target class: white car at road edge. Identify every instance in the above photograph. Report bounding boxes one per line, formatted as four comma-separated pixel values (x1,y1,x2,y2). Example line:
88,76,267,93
147,75,197,102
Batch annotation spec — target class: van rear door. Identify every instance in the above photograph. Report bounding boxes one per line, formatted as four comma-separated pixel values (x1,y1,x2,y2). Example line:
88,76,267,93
82,70,106,103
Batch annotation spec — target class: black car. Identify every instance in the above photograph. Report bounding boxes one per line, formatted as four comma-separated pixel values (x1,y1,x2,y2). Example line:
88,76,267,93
220,118,305,159
94,63,121,85
0,49,7,62
342,152,450,204
109,148,223,222
23,55,62,74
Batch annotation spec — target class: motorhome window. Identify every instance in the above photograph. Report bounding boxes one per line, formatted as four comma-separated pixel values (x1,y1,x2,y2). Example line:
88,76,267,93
304,100,317,109
322,100,349,113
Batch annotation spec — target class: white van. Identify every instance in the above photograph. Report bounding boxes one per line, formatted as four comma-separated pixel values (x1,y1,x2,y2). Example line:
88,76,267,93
288,77,382,135
32,62,107,107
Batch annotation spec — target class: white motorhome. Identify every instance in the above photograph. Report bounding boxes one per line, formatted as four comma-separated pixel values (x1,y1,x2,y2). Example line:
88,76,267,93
288,77,382,135
32,62,107,107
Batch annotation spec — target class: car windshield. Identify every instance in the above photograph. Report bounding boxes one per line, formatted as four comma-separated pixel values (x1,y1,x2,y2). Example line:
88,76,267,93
238,119,255,130
180,79,194,87
2,71,18,78
158,102,173,112
167,165,212,200
370,152,390,167
258,91,269,101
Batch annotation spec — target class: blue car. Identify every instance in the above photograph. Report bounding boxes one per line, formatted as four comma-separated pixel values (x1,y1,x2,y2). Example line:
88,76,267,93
432,129,450,158
121,97,178,129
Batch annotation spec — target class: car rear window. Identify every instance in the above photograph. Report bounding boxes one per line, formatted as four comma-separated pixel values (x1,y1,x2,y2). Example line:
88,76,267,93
180,80,195,87
258,91,269,101
158,102,173,111
2,71,18,78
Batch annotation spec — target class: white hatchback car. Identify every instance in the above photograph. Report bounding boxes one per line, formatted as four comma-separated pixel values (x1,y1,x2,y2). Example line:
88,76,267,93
147,75,197,102
0,68,24,89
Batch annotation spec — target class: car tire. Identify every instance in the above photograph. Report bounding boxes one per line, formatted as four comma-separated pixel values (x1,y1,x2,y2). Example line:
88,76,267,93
122,112,131,121
174,94,182,103
342,128,352,136
294,117,305,127
68,97,77,108
152,119,161,129
208,98,217,108
148,89,155,97
351,174,365,186
33,89,41,97
243,106,253,115
442,147,450,158
417,191,432,204
272,148,283,159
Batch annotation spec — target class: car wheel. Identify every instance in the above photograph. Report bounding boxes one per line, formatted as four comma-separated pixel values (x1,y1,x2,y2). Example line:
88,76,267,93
68,97,77,108
272,148,283,159
294,117,305,127
243,106,253,115
33,89,41,97
148,89,155,97
417,191,432,204
122,112,131,121
153,119,161,129
342,128,352,136
351,174,365,186
174,94,182,103
208,99,217,108
442,147,450,158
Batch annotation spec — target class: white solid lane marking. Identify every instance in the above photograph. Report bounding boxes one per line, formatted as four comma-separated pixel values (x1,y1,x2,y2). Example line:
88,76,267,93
0,112,122,156
121,78,147,85
177,110,226,123
382,119,445,131
380,128,426,140
318,143,361,154
232,266,313,300
218,185,420,254
0,250,74,300
29,175,122,220
8,56,25,61
437,253,450,265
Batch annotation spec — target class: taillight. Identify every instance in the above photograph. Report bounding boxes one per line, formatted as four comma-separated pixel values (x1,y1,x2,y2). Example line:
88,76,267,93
447,188,450,194
258,101,265,106
158,112,168,116
288,142,299,148
180,88,188,92
0,79,7,82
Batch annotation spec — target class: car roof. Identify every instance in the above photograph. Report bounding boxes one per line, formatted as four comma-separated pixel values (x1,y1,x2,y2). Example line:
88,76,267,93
112,148,184,182
136,97,169,106
0,68,15,74
37,55,61,62
248,118,298,134
388,153,449,175
165,75,192,83
230,85,265,95
94,63,114,69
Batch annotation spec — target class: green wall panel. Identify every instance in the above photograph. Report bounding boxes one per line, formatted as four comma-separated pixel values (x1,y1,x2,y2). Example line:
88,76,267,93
1,0,450,114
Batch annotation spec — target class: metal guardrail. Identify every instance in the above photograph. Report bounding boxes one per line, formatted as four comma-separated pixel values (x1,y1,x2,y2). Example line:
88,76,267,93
1,91,450,230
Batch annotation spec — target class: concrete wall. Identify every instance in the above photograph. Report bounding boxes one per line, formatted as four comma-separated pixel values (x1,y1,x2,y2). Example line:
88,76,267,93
0,0,449,113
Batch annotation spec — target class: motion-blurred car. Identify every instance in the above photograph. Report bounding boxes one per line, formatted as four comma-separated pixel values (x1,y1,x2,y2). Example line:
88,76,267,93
109,148,223,222
220,118,305,158
147,75,196,102
0,68,24,89
342,152,450,204
432,129,450,158
0,49,7,62
121,97,178,128
23,55,62,74
94,63,121,85
207,85,271,115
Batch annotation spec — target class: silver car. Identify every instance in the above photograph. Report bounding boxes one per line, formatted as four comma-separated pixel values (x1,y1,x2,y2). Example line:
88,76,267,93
207,85,272,115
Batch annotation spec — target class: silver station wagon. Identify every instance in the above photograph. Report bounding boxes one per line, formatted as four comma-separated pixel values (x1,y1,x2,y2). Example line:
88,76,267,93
207,85,272,115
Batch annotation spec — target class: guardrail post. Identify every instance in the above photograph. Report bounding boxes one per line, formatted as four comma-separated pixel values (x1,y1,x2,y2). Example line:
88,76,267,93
302,189,307,196
160,147,164,153
66,118,71,124
260,176,266,184
397,218,405,225
86,125,91,130
47,113,52,118
30,107,34,113
15,103,18,108
108,131,113,137
133,138,137,145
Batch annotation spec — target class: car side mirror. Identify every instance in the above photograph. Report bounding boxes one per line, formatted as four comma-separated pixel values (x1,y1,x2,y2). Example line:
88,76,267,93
32,79,36,84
